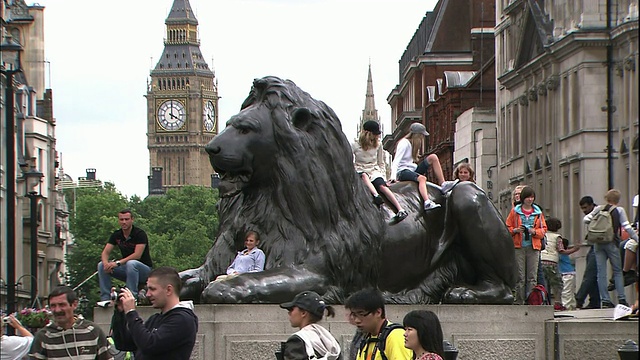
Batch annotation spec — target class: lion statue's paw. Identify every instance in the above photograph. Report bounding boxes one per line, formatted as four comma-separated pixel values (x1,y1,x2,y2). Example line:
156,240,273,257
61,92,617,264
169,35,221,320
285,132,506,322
201,280,245,303
179,267,205,301
443,281,514,304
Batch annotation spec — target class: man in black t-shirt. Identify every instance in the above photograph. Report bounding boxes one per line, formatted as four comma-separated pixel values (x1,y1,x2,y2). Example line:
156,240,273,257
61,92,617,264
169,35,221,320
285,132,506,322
97,209,153,302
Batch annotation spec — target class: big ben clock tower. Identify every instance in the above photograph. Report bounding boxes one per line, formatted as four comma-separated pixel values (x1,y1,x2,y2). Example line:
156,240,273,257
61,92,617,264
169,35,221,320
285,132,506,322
147,0,219,192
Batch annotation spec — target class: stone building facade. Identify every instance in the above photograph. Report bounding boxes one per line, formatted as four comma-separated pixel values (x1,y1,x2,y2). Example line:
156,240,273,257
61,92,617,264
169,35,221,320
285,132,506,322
383,0,497,183
495,0,639,240
1,0,63,309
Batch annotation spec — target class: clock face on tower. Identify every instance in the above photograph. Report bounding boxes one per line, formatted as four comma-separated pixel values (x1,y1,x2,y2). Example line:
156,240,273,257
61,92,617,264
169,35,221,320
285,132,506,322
203,100,216,132
157,99,186,131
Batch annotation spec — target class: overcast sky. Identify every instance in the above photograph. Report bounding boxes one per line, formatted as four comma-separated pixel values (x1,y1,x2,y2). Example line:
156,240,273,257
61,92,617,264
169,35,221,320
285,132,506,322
37,0,437,198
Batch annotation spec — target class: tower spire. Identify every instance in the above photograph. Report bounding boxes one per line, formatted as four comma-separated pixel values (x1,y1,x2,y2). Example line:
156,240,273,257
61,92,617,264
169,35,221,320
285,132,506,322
152,0,212,76
166,0,197,25
359,62,381,131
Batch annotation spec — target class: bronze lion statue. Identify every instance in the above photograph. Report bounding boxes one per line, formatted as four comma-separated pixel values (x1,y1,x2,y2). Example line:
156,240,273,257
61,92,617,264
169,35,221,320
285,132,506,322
180,76,516,304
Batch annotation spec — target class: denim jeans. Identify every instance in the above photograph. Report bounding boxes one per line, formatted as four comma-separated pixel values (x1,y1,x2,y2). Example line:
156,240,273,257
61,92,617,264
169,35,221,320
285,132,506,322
536,255,547,291
594,241,625,304
98,260,151,300
575,246,600,307
415,158,430,175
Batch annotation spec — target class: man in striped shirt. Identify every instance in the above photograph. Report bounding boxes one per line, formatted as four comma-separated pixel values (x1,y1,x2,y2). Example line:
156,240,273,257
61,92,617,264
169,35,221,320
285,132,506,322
29,286,113,360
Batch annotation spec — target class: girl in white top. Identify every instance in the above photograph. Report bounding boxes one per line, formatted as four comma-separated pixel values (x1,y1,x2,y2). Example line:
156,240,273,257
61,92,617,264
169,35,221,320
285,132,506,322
391,123,446,211
352,121,408,222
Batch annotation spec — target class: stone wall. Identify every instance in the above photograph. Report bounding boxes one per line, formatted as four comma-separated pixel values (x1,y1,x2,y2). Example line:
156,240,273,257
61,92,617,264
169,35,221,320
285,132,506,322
93,304,604,360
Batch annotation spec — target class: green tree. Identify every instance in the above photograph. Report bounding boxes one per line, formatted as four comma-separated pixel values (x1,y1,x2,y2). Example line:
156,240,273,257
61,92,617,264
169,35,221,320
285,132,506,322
65,184,218,316
65,183,128,318
135,186,219,270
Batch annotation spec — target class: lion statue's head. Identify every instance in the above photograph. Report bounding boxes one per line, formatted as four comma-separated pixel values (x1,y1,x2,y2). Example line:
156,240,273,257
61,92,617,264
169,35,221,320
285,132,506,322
203,76,383,292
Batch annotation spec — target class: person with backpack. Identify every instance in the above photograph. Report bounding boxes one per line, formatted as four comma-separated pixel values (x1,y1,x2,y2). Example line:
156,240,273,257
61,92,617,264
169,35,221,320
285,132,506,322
583,189,638,308
575,196,601,309
278,291,341,360
506,186,547,305
345,288,412,360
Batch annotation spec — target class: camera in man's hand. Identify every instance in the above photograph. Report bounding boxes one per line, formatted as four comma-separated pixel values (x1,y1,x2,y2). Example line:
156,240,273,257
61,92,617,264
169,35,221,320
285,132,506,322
110,286,127,302
2,316,10,324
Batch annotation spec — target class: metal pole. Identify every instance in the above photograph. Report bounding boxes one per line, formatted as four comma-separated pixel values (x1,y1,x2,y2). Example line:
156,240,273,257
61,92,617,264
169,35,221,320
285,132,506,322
606,0,614,189
3,69,17,330
29,193,39,306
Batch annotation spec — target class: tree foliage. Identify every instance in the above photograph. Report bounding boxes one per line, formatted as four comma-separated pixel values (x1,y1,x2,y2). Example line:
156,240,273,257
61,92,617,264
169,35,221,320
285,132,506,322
65,184,218,314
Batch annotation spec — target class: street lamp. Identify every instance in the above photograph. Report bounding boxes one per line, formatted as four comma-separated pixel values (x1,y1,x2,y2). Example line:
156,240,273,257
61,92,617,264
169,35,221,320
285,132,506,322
24,167,44,307
1,33,24,322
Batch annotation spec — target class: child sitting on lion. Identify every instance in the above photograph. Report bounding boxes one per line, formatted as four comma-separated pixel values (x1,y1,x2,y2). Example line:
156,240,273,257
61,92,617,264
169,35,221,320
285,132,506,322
352,121,408,223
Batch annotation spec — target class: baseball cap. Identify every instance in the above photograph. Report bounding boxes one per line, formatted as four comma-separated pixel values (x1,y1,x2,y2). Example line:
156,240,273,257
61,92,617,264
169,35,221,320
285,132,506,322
409,122,429,136
362,120,381,135
279,291,326,318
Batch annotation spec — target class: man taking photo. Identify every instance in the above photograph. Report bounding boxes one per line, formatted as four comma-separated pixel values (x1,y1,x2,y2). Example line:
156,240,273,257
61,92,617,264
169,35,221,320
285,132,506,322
111,266,198,360
98,209,153,304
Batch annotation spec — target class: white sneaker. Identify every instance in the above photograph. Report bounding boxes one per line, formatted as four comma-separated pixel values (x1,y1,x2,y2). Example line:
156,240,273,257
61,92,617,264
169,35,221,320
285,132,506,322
96,300,111,308
440,179,460,193
423,199,441,211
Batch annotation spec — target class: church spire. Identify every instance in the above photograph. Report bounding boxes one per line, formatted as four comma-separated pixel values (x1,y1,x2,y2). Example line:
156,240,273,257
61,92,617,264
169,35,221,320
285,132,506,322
359,62,381,134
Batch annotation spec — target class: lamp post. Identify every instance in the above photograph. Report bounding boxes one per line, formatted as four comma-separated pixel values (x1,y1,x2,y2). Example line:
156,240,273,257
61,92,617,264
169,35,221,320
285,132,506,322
1,33,24,321
24,167,44,307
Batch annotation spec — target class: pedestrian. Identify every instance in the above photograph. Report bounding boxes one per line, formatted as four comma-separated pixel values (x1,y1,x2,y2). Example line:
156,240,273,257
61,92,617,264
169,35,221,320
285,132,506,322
542,217,580,310
390,123,446,211
506,186,547,304
584,189,637,308
558,237,579,310
345,310,365,360
1,314,34,360
345,288,412,360
621,192,638,281
111,266,198,360
97,209,153,304
278,291,341,360
29,286,113,360
575,196,600,309
352,120,408,222
402,310,444,360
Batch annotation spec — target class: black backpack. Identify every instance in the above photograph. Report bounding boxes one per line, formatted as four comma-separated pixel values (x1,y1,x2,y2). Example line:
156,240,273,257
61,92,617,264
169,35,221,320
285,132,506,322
358,322,404,360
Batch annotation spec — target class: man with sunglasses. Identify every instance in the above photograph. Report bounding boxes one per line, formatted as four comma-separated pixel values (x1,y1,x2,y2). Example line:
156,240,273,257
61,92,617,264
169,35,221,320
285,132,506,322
345,289,412,360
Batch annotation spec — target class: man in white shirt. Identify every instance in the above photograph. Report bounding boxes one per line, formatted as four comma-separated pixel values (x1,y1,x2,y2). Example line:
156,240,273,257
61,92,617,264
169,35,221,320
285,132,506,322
1,314,33,360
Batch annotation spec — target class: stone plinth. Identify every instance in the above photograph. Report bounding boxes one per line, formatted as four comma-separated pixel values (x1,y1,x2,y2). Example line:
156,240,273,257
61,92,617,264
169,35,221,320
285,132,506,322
94,304,637,360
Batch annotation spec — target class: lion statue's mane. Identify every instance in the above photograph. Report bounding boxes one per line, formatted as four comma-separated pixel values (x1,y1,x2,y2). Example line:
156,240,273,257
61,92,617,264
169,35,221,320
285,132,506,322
180,76,516,304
